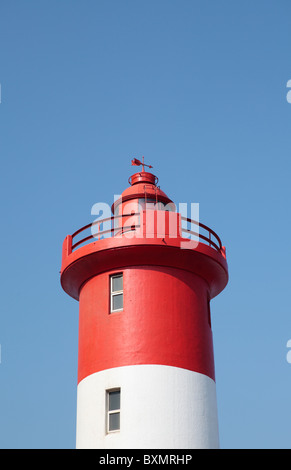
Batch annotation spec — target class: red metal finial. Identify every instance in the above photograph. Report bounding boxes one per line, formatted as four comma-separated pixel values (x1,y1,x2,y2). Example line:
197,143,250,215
131,156,153,172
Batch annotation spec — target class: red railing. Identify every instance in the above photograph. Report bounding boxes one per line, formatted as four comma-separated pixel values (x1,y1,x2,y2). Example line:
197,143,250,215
180,216,222,252
70,212,223,253
71,214,140,251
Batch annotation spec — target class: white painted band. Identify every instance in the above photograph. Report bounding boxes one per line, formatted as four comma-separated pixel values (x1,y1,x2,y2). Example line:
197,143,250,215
76,364,219,449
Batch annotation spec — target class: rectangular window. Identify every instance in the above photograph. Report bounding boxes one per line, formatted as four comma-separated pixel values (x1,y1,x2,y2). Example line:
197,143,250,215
106,388,121,432
110,273,123,312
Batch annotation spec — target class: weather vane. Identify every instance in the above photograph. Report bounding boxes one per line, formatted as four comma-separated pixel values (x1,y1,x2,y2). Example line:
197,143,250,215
131,156,153,172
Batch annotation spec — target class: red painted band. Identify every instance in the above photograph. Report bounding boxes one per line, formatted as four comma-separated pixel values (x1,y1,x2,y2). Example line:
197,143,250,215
77,266,215,384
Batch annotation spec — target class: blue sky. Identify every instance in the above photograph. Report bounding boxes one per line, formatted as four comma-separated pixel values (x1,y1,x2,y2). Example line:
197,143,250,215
0,0,291,448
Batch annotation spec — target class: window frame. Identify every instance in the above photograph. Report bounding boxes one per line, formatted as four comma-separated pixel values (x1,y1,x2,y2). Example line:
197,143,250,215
106,388,121,433
110,273,123,313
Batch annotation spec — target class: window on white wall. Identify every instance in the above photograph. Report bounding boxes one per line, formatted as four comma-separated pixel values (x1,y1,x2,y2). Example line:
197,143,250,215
110,273,123,312
106,388,121,432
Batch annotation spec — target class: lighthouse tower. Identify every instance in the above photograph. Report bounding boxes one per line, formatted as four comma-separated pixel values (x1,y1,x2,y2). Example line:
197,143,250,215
60,159,228,449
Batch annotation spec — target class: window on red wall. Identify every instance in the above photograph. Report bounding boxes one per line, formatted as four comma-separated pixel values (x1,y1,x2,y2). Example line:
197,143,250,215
110,273,123,313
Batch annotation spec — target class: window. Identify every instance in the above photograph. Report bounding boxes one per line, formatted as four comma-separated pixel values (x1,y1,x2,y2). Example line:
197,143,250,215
110,273,123,312
106,389,121,432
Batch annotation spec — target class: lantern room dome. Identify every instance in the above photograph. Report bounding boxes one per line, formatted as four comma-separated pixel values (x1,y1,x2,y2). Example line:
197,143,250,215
111,170,175,214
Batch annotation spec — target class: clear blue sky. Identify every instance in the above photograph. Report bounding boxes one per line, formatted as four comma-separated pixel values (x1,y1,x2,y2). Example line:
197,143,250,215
0,0,291,449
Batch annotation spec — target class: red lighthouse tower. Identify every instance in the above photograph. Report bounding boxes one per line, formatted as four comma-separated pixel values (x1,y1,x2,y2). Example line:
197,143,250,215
60,159,228,449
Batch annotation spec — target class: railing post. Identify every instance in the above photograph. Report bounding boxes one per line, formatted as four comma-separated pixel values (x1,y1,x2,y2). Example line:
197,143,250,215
62,234,72,265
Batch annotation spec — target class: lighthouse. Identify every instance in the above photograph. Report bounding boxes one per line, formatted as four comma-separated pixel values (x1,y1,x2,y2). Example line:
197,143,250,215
60,159,228,449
